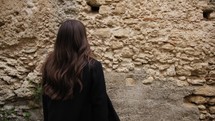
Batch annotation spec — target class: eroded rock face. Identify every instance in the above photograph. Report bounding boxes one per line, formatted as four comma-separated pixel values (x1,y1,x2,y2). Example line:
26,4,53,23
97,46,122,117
0,0,80,120
0,0,215,120
105,72,199,121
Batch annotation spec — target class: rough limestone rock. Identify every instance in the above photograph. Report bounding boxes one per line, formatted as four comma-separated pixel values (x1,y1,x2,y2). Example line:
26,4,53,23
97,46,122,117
86,0,105,7
188,96,208,104
194,86,215,96
105,73,199,121
209,106,215,114
0,0,215,120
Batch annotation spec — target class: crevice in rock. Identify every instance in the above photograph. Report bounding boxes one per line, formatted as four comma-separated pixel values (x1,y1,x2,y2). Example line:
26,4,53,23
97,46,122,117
14,11,19,16
90,6,100,13
184,94,193,104
203,9,214,19
209,0,215,3
58,0,64,3
87,2,100,13
0,21,5,27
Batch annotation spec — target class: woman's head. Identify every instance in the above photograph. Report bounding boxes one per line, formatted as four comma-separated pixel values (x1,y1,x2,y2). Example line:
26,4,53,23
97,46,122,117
55,19,90,62
42,19,92,100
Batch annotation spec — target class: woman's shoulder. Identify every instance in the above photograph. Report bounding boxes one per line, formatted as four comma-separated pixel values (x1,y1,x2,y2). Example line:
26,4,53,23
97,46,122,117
88,58,103,70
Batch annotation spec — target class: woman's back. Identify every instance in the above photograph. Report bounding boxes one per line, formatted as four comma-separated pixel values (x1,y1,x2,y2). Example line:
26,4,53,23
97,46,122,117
41,19,120,121
43,59,110,121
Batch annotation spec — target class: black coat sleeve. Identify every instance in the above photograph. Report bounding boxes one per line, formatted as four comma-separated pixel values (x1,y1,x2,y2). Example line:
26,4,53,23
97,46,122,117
91,61,109,121
42,94,48,121
42,66,48,121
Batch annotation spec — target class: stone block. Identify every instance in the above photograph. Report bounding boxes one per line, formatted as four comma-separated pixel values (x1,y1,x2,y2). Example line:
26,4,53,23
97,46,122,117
176,68,191,76
187,78,206,85
209,98,215,105
121,47,133,58
112,28,130,38
142,76,154,84
209,106,215,114
111,41,123,49
209,71,215,77
99,5,111,15
125,78,136,87
113,3,125,14
176,79,189,87
198,105,206,110
0,88,15,102
188,96,208,104
161,44,175,51
94,28,111,38
194,86,215,96
166,65,176,76
178,76,186,81
199,114,206,120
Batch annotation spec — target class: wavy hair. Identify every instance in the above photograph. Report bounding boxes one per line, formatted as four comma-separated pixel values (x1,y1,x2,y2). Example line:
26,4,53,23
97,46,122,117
42,19,92,100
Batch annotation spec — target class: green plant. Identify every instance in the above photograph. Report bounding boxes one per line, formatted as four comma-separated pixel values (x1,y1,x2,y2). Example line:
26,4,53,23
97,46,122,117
0,108,16,121
23,111,31,120
27,78,43,105
33,84,43,104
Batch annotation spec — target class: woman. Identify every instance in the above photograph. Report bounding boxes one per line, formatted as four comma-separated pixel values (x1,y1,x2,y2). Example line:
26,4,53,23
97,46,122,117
41,19,120,121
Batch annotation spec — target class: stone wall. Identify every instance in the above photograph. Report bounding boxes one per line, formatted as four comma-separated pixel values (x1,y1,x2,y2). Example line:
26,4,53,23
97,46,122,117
0,0,215,121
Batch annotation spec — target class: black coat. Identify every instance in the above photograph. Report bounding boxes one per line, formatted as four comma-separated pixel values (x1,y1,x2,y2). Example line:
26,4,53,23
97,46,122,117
42,59,120,121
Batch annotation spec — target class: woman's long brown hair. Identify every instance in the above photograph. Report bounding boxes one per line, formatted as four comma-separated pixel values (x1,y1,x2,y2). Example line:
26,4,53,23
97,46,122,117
42,20,92,100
